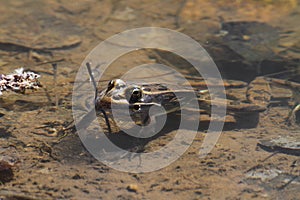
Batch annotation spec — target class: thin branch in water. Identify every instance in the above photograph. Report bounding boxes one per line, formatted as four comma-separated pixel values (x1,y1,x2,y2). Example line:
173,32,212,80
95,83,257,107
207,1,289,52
85,62,112,133
86,62,98,97
52,63,59,108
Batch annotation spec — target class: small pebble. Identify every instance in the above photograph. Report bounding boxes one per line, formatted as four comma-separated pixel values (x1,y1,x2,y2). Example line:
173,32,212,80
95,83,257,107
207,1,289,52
127,184,138,192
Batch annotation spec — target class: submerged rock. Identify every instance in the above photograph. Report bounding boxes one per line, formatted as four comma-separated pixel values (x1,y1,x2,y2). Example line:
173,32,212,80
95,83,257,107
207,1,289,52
258,136,300,156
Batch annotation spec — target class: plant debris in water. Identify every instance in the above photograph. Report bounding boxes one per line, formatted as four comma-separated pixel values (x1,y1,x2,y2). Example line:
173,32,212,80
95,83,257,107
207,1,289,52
0,68,41,95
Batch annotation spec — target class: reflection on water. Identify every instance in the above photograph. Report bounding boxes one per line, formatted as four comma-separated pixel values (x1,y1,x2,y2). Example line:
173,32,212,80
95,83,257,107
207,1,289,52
181,0,298,23
0,0,299,81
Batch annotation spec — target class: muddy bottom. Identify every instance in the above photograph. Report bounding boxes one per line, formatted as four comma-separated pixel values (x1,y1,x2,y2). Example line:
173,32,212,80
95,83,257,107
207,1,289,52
0,0,300,199
0,106,299,199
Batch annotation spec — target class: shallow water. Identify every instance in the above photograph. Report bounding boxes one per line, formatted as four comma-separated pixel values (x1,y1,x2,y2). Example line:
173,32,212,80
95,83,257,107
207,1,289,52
0,0,300,199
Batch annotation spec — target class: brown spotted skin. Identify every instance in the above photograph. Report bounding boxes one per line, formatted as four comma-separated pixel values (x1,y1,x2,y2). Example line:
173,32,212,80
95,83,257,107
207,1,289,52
94,79,271,128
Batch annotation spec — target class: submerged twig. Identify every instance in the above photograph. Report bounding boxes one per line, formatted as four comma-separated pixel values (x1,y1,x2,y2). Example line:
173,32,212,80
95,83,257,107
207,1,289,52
85,62,112,133
86,62,98,97
52,63,58,108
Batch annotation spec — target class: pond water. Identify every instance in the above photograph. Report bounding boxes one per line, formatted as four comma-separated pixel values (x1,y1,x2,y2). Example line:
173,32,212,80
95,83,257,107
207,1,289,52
0,0,299,199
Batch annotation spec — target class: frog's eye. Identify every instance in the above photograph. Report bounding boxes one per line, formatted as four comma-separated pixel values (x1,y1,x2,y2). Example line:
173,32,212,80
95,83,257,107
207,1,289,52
106,80,115,93
105,79,126,94
131,88,142,101
126,86,142,103
108,80,114,85
132,88,141,96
